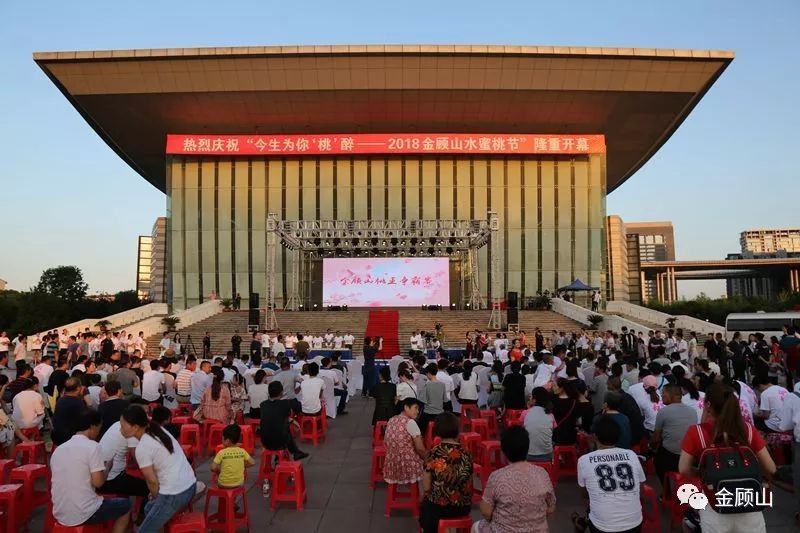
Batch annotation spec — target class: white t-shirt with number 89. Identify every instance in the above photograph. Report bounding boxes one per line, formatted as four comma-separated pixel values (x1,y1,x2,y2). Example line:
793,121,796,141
577,447,646,532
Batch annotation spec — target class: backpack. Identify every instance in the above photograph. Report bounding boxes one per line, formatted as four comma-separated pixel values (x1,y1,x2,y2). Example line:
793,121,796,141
696,424,767,514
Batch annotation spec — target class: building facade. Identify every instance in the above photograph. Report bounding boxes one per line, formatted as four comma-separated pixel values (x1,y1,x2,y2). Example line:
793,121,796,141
35,45,732,311
741,229,800,255
135,217,167,303
135,236,152,301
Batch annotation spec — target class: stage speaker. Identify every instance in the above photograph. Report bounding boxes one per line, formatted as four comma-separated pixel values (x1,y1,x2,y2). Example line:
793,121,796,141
249,292,259,309
248,309,260,327
507,307,518,325
507,291,518,309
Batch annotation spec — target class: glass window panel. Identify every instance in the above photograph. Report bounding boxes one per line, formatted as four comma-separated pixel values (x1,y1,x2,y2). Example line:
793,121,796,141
404,159,420,220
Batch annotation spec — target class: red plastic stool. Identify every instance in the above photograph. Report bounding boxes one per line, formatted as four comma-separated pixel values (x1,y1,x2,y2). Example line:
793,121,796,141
529,461,557,487
0,459,15,483
384,482,419,518
553,445,578,478
477,440,504,485
469,419,490,441
245,418,261,445
166,511,207,533
458,432,481,457
640,483,661,532
320,404,329,433
503,409,525,428
204,485,249,533
424,422,436,449
51,523,112,532
471,462,484,503
15,441,46,465
271,461,307,511
459,405,481,431
238,424,256,455
0,483,22,532
258,448,291,483
299,413,325,446
370,446,386,488
180,444,195,466
438,517,473,532
767,432,793,465
179,424,201,459
9,463,49,521
479,410,500,439
234,410,245,425
201,419,223,445
20,427,41,441
576,431,591,455
206,424,226,456
373,420,388,447
664,472,701,529
172,416,191,427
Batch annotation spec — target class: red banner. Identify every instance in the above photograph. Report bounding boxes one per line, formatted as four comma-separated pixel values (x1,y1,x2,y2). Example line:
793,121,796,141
166,133,605,156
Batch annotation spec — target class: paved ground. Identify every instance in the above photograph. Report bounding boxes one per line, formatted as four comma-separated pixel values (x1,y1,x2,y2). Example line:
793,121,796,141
29,395,800,531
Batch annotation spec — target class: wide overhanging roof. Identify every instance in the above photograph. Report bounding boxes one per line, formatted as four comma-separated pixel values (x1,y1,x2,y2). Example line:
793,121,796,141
34,44,733,193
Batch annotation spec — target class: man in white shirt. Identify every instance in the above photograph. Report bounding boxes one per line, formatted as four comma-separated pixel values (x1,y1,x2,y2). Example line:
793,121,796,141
284,334,297,350
389,354,406,383
12,377,45,429
410,331,421,353
34,355,55,390
300,362,325,415
343,332,355,351
333,332,344,350
272,335,287,358
158,332,171,357
51,409,131,531
98,421,148,510
435,359,455,410
754,377,789,432
577,415,646,533
674,331,689,362
323,329,334,348
311,335,324,350
318,358,340,420
141,360,165,404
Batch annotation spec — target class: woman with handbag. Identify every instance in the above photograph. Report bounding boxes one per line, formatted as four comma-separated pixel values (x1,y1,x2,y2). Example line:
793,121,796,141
551,378,580,445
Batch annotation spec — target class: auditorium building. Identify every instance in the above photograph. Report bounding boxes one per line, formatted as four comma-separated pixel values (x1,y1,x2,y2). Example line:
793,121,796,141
35,45,732,310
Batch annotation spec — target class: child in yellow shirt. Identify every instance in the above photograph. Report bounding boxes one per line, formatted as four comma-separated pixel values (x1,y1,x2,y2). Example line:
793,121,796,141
211,424,256,488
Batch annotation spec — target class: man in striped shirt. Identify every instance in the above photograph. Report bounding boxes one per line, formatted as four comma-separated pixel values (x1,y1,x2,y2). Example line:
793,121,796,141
175,357,196,405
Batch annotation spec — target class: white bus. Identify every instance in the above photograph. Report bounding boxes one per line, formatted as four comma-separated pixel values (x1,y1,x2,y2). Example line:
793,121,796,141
725,312,800,340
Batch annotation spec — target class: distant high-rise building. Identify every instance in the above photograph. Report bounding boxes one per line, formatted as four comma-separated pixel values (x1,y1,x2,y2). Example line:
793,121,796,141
740,228,800,254
136,236,152,301
0,278,6,291
136,218,167,303
624,221,675,302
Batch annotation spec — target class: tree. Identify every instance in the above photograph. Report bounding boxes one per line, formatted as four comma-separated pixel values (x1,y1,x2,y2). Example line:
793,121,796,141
33,266,89,302
111,290,141,313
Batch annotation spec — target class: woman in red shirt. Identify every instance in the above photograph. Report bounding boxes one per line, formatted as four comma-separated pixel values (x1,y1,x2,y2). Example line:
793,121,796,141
679,383,775,533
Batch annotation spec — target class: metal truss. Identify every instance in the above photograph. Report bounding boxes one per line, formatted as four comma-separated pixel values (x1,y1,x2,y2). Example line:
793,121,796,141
487,211,503,330
266,214,498,313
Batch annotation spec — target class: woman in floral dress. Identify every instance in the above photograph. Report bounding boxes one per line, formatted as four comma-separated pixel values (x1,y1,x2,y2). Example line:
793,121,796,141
383,397,427,486
420,412,473,533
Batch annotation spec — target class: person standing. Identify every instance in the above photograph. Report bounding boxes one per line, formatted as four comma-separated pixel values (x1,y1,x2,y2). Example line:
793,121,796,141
202,332,211,358
0,332,10,364
230,330,242,358
591,290,601,312
362,336,378,397
234,293,242,310
190,361,214,412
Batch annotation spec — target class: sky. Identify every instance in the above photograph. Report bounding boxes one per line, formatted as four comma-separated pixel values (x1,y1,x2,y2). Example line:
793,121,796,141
1,0,798,299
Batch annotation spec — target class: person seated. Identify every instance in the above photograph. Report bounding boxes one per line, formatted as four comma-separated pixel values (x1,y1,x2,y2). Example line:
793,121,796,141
299,362,325,416
524,387,554,462
575,415,646,533
51,408,131,532
211,424,256,488
52,377,90,445
11,377,45,430
592,392,632,450
650,384,696,491
259,381,309,461
419,412,473,533
474,425,556,533
98,381,130,437
752,376,789,433
98,419,149,518
151,405,180,439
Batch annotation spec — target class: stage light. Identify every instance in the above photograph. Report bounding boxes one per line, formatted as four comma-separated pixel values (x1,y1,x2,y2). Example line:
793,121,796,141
449,237,456,245
313,303,318,310
466,302,471,309
391,247,399,255
450,303,456,309
314,238,321,246
299,304,304,310
391,238,398,245
410,237,418,245
409,247,416,255
429,237,436,245
446,247,453,254
427,247,435,255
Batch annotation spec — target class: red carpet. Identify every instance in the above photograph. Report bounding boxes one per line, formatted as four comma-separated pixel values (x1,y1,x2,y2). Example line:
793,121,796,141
365,310,400,359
